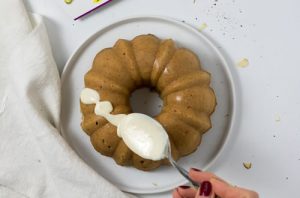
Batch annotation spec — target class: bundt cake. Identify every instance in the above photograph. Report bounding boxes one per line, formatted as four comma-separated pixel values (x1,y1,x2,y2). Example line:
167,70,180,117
80,34,216,171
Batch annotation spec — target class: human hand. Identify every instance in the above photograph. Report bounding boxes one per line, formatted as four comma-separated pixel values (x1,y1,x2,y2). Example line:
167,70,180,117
172,168,259,198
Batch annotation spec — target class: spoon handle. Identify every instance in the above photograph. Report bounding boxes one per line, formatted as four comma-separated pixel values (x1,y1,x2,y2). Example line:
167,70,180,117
169,157,200,187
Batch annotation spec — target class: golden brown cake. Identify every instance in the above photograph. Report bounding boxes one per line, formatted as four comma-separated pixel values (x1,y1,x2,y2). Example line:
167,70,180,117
80,34,216,171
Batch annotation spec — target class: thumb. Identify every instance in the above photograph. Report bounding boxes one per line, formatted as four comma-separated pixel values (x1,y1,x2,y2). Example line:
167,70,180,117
195,181,214,198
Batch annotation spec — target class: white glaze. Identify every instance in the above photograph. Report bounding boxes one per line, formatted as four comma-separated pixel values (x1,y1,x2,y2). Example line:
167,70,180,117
80,88,100,104
80,88,168,160
105,114,127,127
117,113,168,160
95,101,113,115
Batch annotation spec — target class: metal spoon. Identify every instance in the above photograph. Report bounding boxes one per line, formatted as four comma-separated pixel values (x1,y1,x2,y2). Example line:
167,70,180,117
166,142,200,188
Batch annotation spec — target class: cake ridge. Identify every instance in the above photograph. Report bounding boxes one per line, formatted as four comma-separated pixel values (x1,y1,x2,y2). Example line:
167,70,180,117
91,122,121,156
150,39,177,87
92,48,136,91
162,105,211,133
156,48,201,92
161,71,211,97
113,39,143,87
132,34,160,84
84,70,130,95
156,114,201,156
164,86,216,115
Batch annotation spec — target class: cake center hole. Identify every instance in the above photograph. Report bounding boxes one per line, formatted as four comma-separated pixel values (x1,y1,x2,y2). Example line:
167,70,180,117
130,88,163,117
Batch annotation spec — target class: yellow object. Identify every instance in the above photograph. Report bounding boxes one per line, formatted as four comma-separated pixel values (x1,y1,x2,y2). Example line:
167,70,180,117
64,0,73,4
199,23,208,31
243,162,252,169
93,0,102,3
275,114,281,122
238,58,249,68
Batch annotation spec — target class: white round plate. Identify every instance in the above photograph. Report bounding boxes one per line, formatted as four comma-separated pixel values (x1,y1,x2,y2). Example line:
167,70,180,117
61,16,238,194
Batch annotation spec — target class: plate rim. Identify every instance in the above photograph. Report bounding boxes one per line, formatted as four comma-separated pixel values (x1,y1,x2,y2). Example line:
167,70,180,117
60,15,239,194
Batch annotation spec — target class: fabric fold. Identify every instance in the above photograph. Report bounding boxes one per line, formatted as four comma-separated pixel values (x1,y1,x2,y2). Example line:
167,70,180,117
0,0,131,197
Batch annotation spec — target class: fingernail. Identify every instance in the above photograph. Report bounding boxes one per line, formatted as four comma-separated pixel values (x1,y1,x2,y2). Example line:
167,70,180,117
191,168,202,172
199,181,212,196
179,185,190,189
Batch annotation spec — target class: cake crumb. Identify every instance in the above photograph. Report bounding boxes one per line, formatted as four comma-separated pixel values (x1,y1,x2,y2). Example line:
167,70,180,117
199,23,208,31
64,0,73,4
243,162,252,169
238,58,249,68
275,114,281,122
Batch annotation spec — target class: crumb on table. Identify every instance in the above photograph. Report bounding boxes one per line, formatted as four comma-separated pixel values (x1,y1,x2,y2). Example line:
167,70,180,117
238,58,249,68
199,23,208,31
64,0,73,4
243,162,252,169
275,114,281,122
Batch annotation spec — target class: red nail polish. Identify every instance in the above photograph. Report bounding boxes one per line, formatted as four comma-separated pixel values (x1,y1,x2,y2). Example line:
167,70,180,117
200,181,212,196
191,168,202,172
179,185,190,189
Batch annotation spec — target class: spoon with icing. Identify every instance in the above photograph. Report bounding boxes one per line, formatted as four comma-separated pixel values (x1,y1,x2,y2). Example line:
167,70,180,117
80,88,199,187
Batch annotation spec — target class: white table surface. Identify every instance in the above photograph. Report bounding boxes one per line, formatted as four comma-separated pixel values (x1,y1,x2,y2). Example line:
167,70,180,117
25,0,300,197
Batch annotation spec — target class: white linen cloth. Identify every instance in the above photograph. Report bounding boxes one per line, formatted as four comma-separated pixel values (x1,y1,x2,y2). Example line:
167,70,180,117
0,0,132,197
